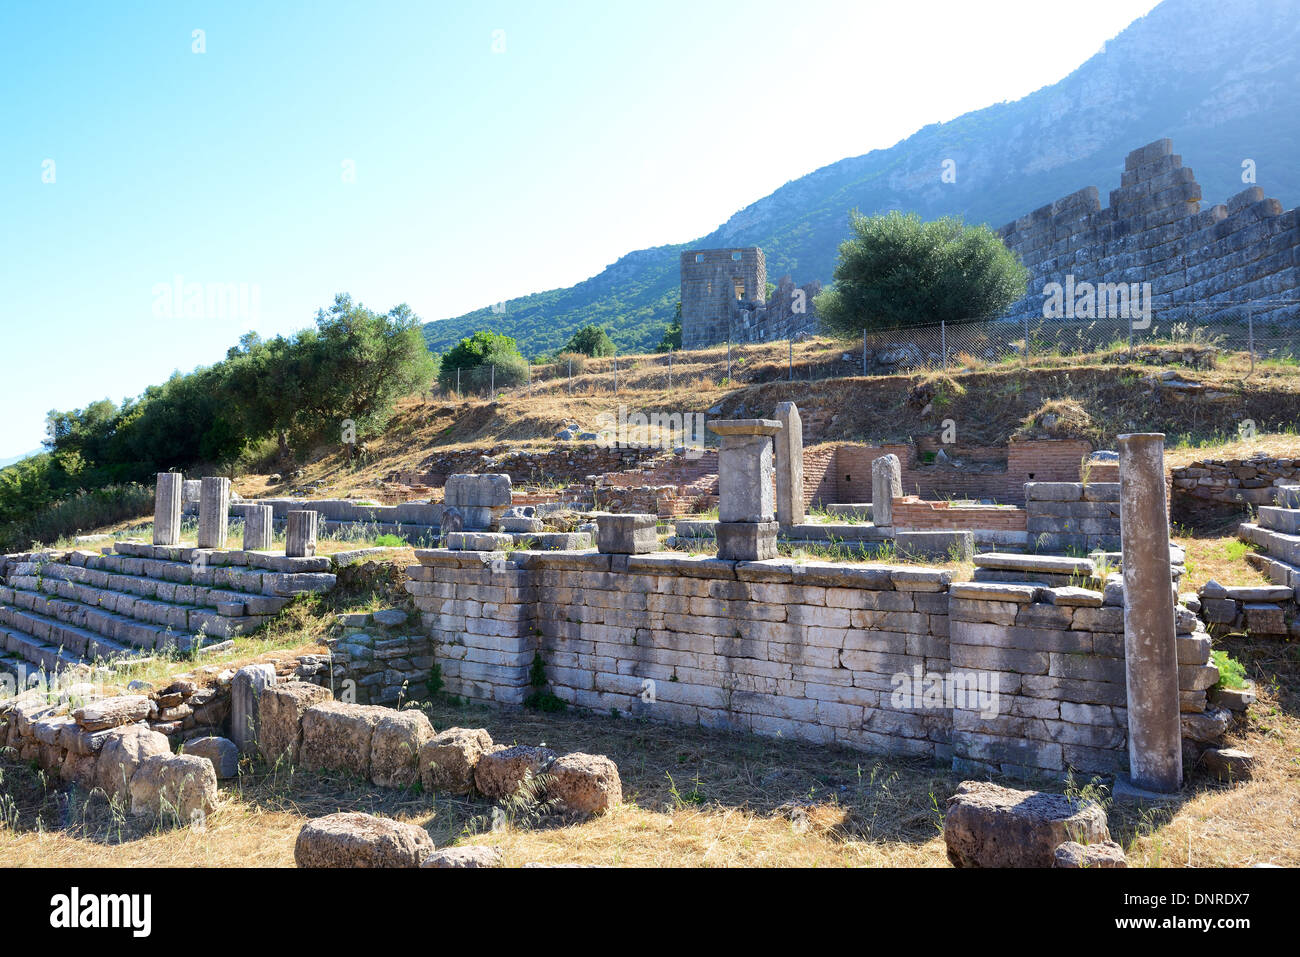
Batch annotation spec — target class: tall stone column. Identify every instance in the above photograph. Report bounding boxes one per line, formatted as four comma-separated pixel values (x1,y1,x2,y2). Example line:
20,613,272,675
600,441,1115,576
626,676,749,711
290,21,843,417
231,663,276,756
196,476,231,549
286,510,319,558
774,402,804,528
243,504,274,551
153,472,183,546
708,419,781,561
1118,433,1182,793
871,454,902,528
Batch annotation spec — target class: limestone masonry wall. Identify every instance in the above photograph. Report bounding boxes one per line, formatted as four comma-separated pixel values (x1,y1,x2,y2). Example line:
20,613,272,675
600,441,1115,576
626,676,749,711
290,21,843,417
996,138,1300,328
405,549,1215,778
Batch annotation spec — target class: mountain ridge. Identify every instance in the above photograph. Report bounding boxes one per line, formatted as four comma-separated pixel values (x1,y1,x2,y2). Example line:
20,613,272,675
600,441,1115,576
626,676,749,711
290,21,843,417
422,0,1300,358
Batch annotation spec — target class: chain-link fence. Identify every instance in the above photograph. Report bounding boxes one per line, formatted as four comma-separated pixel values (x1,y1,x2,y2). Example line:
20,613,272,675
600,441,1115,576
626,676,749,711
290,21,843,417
429,298,1300,400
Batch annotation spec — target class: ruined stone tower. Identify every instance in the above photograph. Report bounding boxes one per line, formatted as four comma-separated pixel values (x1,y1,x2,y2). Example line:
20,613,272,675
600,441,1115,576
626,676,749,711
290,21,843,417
680,248,766,350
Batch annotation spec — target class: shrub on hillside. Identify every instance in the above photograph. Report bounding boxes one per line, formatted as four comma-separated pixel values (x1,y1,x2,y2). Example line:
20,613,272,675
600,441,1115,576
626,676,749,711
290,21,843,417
0,483,153,552
814,210,1028,334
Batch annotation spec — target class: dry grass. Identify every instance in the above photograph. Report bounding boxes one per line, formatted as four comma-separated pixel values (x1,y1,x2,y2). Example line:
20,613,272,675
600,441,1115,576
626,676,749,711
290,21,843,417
3,668,1297,867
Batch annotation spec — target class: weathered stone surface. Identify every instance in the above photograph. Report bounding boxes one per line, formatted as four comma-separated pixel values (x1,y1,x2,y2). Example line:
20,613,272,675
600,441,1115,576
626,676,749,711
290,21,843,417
182,736,239,778
294,812,434,868
444,473,512,510
547,752,622,816
231,664,276,755
774,402,805,528
474,744,557,801
596,513,658,554
153,472,184,546
286,510,319,559
1053,840,1128,868
73,695,151,732
94,725,172,801
871,454,902,527
243,504,274,551
370,709,435,788
944,781,1110,868
197,476,231,549
419,727,494,794
709,420,780,523
299,701,388,777
258,682,334,765
1202,747,1254,781
1180,707,1230,745
716,521,778,561
129,753,218,822
420,845,503,868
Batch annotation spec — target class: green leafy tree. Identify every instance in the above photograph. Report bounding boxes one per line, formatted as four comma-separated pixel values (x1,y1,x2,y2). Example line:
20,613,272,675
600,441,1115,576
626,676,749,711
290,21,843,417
437,330,526,391
814,210,1028,334
563,324,616,357
656,301,682,352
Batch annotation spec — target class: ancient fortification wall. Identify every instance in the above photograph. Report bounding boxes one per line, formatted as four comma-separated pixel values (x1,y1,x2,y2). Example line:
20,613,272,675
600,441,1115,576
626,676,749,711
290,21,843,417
997,139,1300,327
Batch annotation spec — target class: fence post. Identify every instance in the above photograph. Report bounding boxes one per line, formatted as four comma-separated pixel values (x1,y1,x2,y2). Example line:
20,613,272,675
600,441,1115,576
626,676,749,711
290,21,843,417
941,321,947,372
568,357,572,395
614,358,618,393
1023,314,1031,367
527,361,531,395
726,341,731,382
668,349,673,390
456,366,460,398
490,364,495,395
788,339,793,380
862,328,867,376
1248,304,1255,375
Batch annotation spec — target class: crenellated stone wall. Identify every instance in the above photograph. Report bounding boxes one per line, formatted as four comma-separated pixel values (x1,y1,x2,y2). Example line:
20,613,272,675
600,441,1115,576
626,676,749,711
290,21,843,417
996,139,1300,328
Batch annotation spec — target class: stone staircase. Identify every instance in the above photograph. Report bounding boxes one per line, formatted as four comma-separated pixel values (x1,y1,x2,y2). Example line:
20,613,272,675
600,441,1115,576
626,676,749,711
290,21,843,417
1238,484,1300,597
0,541,337,677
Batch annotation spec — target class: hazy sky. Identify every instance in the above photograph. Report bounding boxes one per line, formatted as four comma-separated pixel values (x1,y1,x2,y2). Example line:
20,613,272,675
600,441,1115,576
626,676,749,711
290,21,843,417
0,0,1162,459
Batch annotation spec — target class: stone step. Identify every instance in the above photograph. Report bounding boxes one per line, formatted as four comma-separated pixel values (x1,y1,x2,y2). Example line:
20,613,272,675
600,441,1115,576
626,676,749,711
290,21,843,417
973,552,1097,575
0,603,140,663
29,559,293,615
2,581,259,653
0,625,87,674
1244,551,1300,596
15,566,287,622
1257,506,1300,535
112,540,334,573
58,550,336,598
1239,523,1300,565
6,574,272,639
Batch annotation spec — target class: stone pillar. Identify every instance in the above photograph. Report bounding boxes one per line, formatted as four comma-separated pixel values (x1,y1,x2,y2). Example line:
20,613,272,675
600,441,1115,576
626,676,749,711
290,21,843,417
1118,433,1182,793
243,504,274,551
871,454,902,528
231,663,276,756
153,472,183,546
707,419,781,561
196,476,231,550
286,510,319,558
774,402,805,528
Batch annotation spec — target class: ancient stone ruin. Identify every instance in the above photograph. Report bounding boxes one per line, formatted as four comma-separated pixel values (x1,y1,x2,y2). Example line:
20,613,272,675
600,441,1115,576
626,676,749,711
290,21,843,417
680,246,821,349
997,138,1300,328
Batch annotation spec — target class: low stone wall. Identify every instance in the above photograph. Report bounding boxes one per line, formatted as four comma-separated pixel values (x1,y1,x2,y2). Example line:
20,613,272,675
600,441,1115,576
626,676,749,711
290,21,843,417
404,548,1216,778
1025,482,1122,553
326,610,435,706
1171,455,1300,515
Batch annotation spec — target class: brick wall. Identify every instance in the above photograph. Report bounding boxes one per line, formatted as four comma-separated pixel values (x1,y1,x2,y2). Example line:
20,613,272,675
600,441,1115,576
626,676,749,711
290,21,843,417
891,497,1027,532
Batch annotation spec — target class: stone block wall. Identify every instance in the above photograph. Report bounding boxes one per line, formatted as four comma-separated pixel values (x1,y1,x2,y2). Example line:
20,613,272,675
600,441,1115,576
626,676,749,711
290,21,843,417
1025,482,1122,552
1171,455,1300,515
403,548,1215,778
996,139,1300,328
325,611,435,706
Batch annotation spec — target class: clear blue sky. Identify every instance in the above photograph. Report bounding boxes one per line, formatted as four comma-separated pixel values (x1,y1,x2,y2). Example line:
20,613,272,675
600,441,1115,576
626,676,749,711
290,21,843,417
0,0,1161,460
